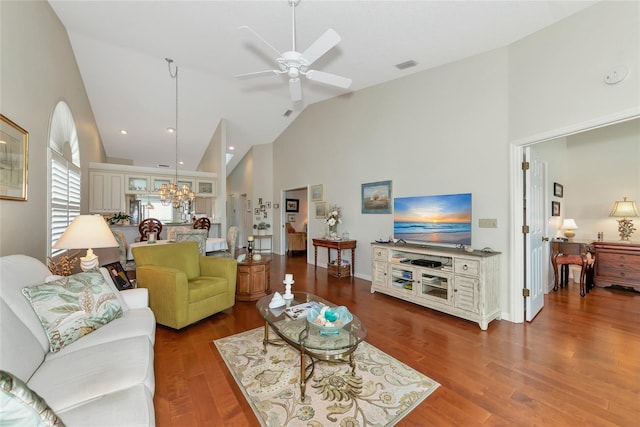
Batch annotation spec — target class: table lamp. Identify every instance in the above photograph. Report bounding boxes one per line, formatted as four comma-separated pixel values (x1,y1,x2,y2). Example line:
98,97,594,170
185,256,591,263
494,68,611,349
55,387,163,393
53,214,119,271
609,196,639,241
561,218,578,241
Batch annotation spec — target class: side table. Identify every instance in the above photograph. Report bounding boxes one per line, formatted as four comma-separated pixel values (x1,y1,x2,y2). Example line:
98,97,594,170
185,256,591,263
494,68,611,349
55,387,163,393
312,238,357,279
236,257,271,301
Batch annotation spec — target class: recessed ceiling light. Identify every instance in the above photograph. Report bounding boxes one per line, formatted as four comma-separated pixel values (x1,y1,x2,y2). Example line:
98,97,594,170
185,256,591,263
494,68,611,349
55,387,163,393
167,127,175,133
228,146,235,150
395,60,417,70
120,129,128,135
178,161,184,165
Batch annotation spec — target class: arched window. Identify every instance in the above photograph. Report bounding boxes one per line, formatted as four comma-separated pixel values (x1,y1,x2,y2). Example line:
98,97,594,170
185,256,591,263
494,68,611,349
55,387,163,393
49,101,80,255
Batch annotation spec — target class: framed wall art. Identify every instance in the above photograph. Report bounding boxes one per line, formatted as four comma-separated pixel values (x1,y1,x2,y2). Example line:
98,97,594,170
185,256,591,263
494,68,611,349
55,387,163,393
287,214,296,222
311,184,323,202
0,114,28,201
361,180,392,214
553,182,563,198
552,201,561,216
285,198,299,212
315,201,327,219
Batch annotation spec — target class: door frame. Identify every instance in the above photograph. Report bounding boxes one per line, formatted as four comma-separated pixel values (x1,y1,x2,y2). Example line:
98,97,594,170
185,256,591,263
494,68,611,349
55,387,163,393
509,108,639,323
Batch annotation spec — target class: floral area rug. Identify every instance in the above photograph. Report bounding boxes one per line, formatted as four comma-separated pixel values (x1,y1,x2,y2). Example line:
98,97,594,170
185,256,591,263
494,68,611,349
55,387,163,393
214,327,439,426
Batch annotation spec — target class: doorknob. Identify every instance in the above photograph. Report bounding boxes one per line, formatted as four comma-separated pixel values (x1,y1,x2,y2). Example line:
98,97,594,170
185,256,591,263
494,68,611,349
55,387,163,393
542,236,550,242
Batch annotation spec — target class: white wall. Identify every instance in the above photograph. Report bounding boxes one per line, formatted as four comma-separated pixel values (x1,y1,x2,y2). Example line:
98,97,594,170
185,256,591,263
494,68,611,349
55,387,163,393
508,1,640,142
565,119,640,241
0,1,106,259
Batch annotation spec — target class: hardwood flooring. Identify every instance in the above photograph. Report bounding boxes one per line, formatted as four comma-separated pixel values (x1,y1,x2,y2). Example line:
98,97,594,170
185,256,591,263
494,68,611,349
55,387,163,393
153,254,640,426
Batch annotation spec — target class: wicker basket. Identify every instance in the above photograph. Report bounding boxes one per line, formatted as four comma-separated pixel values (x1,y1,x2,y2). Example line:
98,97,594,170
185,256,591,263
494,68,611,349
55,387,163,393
328,263,351,278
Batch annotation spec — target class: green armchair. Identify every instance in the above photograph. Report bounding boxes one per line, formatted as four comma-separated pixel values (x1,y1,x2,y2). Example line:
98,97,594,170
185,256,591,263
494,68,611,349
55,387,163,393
132,241,237,329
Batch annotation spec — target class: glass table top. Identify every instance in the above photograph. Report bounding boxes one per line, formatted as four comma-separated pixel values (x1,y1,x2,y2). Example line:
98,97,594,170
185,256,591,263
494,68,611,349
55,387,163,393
256,291,367,353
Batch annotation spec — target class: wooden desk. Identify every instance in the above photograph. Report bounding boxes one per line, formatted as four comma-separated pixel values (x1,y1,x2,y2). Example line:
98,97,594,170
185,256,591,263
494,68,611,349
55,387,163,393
236,258,271,301
312,238,357,278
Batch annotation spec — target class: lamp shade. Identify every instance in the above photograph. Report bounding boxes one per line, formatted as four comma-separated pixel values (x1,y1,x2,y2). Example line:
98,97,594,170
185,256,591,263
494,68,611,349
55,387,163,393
609,197,639,218
53,215,118,250
561,219,578,230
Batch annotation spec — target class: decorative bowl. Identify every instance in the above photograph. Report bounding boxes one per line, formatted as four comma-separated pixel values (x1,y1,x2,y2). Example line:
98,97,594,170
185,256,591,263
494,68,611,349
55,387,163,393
307,306,353,335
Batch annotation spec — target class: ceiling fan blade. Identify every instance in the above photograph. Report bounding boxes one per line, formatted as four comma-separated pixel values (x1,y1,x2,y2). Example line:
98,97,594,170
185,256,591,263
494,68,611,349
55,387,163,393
235,69,281,79
289,78,302,101
301,28,341,67
306,70,352,89
239,26,282,58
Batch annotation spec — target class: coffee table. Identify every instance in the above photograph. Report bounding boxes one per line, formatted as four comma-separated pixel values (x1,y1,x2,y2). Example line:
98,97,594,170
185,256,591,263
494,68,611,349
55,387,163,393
256,292,367,401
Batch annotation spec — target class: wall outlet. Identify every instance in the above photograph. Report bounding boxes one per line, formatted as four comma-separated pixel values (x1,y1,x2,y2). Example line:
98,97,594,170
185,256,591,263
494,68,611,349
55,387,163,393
479,218,498,228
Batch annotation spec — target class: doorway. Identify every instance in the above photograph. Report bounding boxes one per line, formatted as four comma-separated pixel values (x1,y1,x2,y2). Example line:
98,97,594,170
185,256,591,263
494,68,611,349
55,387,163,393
281,186,309,256
512,112,640,324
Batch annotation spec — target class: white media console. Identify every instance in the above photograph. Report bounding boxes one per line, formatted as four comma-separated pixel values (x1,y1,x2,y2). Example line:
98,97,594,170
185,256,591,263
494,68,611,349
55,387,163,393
371,242,501,330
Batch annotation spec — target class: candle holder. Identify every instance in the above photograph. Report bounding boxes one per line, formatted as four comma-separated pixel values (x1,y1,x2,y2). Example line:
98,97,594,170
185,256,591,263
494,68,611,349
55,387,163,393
283,273,294,306
247,239,254,260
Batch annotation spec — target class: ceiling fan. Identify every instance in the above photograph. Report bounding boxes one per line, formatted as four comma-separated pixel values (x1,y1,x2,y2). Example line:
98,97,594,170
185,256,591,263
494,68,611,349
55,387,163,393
236,0,352,102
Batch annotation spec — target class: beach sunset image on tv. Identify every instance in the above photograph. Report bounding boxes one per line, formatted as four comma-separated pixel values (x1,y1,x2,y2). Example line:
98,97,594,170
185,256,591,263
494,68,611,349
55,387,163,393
393,193,472,246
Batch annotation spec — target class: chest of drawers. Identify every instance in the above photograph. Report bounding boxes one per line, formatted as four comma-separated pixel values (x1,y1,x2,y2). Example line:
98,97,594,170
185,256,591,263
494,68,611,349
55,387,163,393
593,241,640,291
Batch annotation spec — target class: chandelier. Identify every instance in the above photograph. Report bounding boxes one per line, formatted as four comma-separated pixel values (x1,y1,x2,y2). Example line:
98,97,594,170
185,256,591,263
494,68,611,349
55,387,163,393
160,58,195,209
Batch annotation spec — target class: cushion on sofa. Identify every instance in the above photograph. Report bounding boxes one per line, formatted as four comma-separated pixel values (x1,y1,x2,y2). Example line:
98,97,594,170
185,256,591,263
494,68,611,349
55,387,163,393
27,336,154,412
0,370,64,427
22,271,123,353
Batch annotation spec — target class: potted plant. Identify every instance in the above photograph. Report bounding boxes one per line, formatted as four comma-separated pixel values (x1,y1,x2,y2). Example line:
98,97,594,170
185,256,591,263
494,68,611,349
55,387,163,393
108,212,131,226
253,222,271,235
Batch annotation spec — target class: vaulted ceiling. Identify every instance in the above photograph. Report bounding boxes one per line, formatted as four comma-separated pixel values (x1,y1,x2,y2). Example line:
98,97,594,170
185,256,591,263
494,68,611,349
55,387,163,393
48,0,596,175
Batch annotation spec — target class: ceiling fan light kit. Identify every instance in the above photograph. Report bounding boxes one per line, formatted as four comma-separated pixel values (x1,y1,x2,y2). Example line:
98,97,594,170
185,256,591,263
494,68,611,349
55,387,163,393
236,0,352,102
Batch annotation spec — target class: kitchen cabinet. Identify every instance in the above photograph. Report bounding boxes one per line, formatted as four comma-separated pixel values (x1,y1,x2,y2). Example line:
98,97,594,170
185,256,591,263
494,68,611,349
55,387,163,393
89,171,125,213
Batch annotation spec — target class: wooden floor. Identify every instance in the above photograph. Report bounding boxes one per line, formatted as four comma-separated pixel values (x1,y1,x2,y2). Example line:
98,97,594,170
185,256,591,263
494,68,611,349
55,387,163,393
154,254,640,426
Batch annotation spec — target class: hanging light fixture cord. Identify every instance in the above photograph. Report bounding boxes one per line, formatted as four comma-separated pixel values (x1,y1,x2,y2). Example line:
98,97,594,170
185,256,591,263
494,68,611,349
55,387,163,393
160,58,194,210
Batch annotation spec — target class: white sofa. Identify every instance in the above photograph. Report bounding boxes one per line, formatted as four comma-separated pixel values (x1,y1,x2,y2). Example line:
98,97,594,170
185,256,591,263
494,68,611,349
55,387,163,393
0,255,156,426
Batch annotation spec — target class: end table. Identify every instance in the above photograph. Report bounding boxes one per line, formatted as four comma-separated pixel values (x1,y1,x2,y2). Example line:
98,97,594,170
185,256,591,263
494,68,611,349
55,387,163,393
236,257,271,301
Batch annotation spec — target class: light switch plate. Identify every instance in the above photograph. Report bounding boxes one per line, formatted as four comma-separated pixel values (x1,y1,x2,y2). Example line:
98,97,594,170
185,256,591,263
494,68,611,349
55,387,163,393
479,218,497,228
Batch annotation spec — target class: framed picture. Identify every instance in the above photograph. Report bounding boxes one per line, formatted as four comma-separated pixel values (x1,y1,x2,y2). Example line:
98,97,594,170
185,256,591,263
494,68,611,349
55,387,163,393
285,198,299,212
254,208,260,215
103,262,134,291
311,184,323,202
361,180,392,214
266,201,271,209
552,201,561,217
287,214,296,222
274,203,280,209
0,114,29,201
315,201,327,218
260,204,265,212
553,182,563,198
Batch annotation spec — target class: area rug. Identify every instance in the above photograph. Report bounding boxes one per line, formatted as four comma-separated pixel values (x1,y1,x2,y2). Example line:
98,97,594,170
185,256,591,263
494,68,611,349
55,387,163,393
214,327,439,427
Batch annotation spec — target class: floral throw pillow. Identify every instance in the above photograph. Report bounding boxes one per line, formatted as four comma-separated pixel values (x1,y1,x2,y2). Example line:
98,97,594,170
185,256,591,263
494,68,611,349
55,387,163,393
22,271,123,353
0,370,65,427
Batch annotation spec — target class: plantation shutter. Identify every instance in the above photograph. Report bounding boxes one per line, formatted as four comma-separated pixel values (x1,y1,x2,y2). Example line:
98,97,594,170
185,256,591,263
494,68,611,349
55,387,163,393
51,150,81,254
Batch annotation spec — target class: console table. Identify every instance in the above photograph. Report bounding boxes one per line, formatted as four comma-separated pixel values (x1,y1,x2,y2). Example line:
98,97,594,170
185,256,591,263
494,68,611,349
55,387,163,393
312,239,356,278
593,241,640,292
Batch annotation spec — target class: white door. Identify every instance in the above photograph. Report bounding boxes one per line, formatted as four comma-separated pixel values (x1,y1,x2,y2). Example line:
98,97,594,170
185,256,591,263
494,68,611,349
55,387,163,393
525,147,546,321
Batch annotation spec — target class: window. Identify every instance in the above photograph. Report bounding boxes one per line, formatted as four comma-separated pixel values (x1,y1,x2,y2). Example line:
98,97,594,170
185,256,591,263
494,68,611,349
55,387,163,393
49,102,80,255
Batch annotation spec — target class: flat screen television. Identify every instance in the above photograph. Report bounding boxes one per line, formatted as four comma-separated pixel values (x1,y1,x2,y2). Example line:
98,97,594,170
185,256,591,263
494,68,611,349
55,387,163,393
393,193,472,246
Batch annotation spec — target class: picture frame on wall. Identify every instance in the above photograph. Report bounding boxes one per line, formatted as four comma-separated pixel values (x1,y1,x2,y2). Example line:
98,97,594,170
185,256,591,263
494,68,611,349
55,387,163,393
552,201,561,216
311,184,323,202
285,198,299,212
287,214,296,222
0,114,28,201
361,180,392,214
315,201,327,218
553,182,564,198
